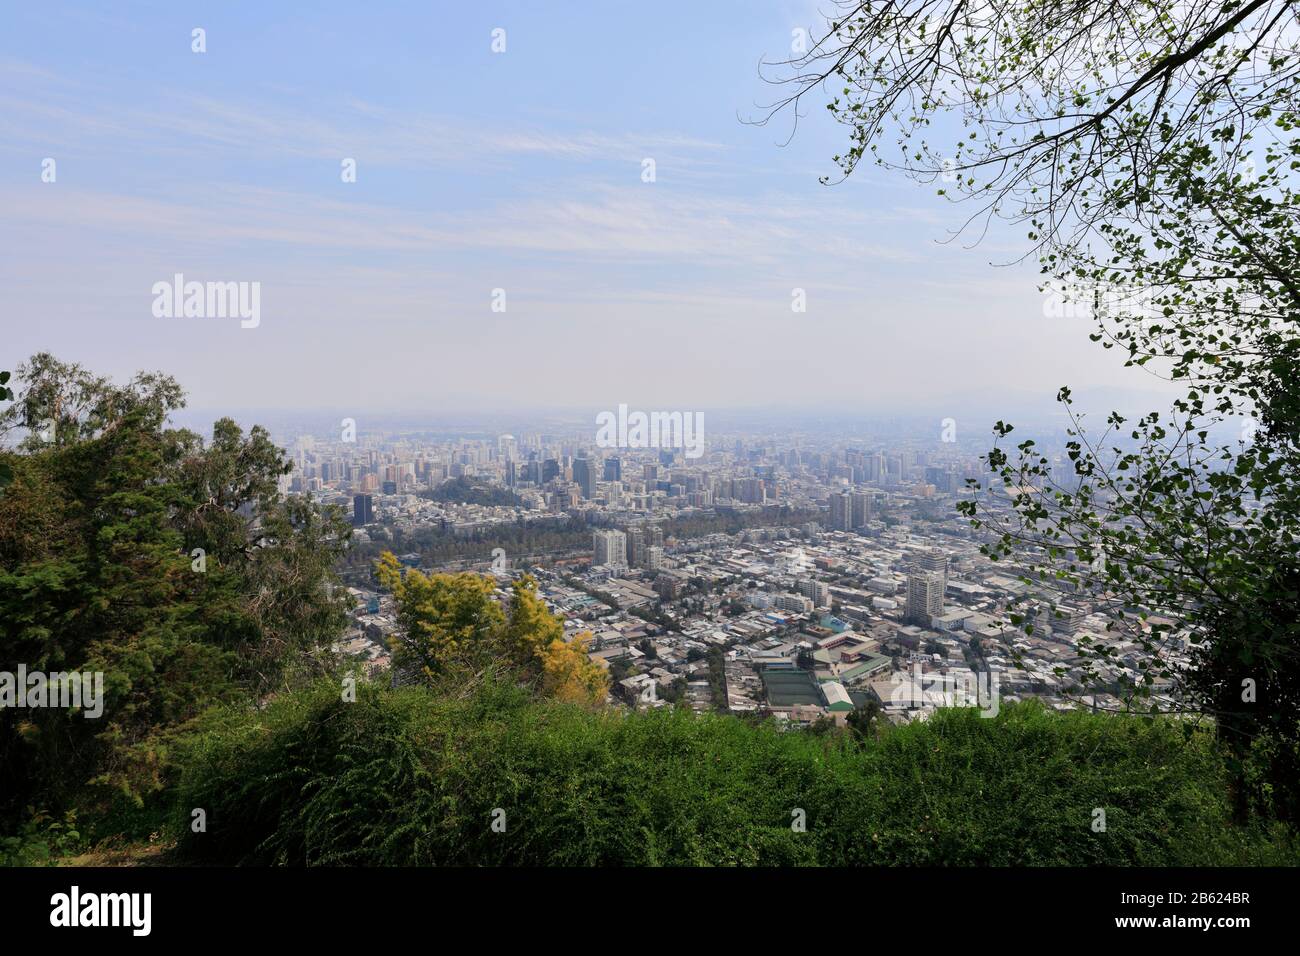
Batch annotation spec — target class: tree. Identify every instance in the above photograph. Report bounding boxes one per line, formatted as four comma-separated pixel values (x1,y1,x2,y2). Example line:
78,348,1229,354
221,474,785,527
506,574,608,705
0,354,351,825
537,631,608,707
767,1,1300,819
0,370,13,489
846,699,882,742
375,554,503,680
503,573,565,664
377,562,608,706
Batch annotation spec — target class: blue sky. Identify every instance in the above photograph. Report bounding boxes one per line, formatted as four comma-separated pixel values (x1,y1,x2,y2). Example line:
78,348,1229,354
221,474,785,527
0,0,1171,416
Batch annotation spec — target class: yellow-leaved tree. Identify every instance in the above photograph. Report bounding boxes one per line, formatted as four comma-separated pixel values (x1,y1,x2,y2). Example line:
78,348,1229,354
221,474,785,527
537,631,608,707
505,575,608,707
374,551,503,681
375,554,607,706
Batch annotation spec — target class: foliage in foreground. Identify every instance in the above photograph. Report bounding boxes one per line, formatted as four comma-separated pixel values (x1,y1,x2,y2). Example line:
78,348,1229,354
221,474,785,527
771,0,1300,820
375,555,608,706
0,353,352,830
171,682,1296,866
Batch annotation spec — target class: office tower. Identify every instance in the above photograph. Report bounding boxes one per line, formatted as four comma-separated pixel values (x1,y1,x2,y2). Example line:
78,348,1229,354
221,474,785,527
505,460,516,487
593,529,627,568
353,494,374,527
603,457,622,482
850,491,873,529
542,458,560,484
573,457,596,499
905,570,945,626
829,491,853,531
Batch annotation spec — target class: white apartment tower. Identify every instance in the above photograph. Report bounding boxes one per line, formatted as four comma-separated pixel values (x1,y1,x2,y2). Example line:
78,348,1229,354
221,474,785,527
592,529,628,568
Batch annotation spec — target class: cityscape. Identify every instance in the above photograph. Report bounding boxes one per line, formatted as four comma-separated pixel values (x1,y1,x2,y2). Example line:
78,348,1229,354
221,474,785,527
304,416,1162,724
1,0,1294,933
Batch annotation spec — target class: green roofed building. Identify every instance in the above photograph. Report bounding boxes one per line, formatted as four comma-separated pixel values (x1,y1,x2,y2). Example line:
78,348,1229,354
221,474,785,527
821,681,853,712
837,653,893,685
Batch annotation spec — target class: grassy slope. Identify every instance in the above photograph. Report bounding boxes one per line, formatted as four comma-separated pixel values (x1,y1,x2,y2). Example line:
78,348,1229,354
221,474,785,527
168,682,1296,866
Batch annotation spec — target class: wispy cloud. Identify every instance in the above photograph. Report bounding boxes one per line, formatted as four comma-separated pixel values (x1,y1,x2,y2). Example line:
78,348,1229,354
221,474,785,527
0,59,726,173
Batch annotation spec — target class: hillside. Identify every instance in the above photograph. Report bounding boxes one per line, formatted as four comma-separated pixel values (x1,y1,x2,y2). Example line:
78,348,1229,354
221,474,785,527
170,682,1295,866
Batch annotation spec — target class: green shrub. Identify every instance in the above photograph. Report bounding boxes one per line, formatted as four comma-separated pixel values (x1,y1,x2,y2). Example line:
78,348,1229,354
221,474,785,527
171,682,1297,866
0,809,82,866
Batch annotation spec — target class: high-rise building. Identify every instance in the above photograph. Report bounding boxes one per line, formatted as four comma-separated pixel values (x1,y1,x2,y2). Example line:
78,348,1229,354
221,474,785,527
592,529,627,568
850,491,873,529
735,477,766,504
625,525,646,567
917,549,950,591
353,494,374,527
829,491,853,531
603,457,622,482
644,545,664,571
573,457,596,499
905,570,945,626
798,578,831,608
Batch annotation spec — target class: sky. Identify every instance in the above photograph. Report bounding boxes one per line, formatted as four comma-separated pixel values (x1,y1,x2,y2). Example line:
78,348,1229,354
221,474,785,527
0,0,1179,419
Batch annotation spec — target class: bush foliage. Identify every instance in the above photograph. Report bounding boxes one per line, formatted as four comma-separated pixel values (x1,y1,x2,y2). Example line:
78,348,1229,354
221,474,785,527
173,682,1296,866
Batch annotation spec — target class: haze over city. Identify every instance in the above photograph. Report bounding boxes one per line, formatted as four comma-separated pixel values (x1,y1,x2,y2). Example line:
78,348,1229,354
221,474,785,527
1,1,1177,414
